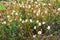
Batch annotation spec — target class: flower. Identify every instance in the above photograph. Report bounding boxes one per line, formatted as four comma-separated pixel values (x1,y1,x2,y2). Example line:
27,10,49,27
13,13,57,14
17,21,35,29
36,5,38,8
42,22,45,24
58,8,60,11
15,12,18,15
35,1,38,4
36,20,39,23
22,20,24,23
47,26,50,30
36,13,39,16
34,26,36,29
7,15,10,18
20,18,22,21
25,19,28,22
30,19,33,22
43,3,46,5
38,31,42,35
48,3,51,6
2,21,6,24
12,10,15,13
38,22,41,26
28,5,31,8
33,34,36,38
50,34,53,36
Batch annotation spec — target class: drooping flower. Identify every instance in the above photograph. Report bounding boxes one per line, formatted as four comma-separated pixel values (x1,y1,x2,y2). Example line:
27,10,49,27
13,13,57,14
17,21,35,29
33,34,36,38
36,20,39,23
47,26,50,30
58,8,60,11
30,19,33,23
22,20,24,23
38,22,41,26
42,22,45,24
38,31,42,35
2,21,6,24
34,26,36,29
25,19,28,22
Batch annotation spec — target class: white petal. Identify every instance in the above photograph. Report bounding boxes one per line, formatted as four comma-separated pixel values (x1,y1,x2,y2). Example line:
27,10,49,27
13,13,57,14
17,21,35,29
58,8,60,11
47,26,50,30
36,20,39,23
22,20,24,23
38,31,42,35
33,34,36,38
42,22,45,24
34,26,36,29
2,21,6,24
25,19,28,22
38,22,41,26
30,19,32,22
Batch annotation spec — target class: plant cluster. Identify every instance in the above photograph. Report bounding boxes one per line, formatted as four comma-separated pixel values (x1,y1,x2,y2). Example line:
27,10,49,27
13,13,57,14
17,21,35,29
0,0,60,40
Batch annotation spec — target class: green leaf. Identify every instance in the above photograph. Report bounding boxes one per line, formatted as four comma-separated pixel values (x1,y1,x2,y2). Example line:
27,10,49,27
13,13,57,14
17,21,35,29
0,4,6,10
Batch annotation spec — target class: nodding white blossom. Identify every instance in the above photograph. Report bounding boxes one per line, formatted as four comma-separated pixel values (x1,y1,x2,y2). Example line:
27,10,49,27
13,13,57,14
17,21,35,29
33,34,36,38
36,13,39,16
38,31,42,35
25,19,28,22
38,22,41,26
47,26,50,30
34,26,36,29
30,19,33,22
35,1,38,4
15,12,18,15
7,15,10,18
28,5,31,8
50,34,53,36
22,20,25,23
42,22,45,24
23,5,25,8
2,21,6,24
48,3,51,6
36,5,38,8
12,10,15,13
36,20,39,23
20,18,22,21
43,3,46,6
45,10,47,14
58,8,60,11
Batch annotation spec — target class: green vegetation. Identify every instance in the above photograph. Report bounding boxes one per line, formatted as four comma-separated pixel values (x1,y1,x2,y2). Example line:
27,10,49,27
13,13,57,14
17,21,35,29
0,0,60,40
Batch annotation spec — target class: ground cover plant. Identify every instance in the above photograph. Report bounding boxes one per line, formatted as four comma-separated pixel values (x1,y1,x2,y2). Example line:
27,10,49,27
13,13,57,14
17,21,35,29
0,0,60,40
